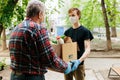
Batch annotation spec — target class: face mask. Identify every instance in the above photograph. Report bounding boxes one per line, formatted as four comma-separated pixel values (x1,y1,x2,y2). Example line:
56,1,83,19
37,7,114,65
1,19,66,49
69,16,77,24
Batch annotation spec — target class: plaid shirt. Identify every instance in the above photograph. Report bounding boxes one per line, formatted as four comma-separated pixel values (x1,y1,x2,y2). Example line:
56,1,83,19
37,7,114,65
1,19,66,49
9,19,67,75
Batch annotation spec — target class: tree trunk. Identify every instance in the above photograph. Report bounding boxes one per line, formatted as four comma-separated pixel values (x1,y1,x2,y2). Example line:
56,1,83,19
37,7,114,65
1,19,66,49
111,27,117,37
111,0,117,37
1,28,7,51
101,0,112,50
0,24,3,36
0,0,19,51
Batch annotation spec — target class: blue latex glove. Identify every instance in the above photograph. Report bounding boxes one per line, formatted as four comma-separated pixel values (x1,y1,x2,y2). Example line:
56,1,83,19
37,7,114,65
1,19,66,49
70,60,81,71
64,62,72,74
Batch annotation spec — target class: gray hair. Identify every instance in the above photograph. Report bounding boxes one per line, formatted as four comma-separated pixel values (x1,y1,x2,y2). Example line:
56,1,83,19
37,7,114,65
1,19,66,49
26,0,45,18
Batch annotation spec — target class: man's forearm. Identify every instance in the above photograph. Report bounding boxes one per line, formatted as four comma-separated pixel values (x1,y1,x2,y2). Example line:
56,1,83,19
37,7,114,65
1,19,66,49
79,47,91,62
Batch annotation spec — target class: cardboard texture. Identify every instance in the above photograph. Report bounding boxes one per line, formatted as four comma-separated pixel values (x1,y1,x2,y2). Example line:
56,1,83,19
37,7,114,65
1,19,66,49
52,42,77,62
62,42,77,62
52,44,62,58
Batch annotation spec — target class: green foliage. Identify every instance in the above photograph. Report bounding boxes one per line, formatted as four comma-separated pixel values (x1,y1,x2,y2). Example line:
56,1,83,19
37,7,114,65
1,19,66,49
40,0,47,3
0,0,8,17
12,0,28,26
62,0,120,30
105,0,116,27
106,0,120,28
45,0,65,28
0,0,19,28
0,58,6,71
0,0,66,29
70,0,81,8
51,40,57,44
63,0,104,30
0,0,27,28
0,0,119,30
0,58,6,67
0,0,8,27
58,0,64,8
80,0,104,30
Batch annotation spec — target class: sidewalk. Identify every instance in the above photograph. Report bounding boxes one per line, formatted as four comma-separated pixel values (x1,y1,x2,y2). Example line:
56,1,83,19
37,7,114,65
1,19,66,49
1,59,118,80
0,66,99,80
0,50,100,80
89,51,120,58
46,69,99,80
0,49,120,80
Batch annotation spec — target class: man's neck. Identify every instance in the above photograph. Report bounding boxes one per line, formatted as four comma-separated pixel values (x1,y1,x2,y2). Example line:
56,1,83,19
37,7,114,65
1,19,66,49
72,22,81,29
30,17,40,24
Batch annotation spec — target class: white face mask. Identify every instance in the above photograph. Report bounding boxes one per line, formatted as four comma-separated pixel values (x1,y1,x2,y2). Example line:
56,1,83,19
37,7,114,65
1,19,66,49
69,16,77,24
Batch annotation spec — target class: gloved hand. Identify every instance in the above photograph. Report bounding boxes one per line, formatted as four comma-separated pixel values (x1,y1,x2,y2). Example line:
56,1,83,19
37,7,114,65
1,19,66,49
70,60,81,71
64,62,72,74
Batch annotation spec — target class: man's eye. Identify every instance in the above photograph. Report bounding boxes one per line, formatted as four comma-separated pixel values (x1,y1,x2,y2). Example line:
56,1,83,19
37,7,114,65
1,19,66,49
72,15,75,16
69,15,75,17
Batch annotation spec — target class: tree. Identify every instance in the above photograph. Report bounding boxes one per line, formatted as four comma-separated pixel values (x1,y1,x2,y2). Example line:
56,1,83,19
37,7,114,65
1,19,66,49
101,0,112,50
0,0,7,36
0,0,19,50
0,24,3,36
44,0,65,28
0,0,19,28
63,0,104,30
106,0,117,37
80,0,104,30
1,28,7,50
110,0,117,37
0,0,64,50
61,0,120,50
13,0,28,26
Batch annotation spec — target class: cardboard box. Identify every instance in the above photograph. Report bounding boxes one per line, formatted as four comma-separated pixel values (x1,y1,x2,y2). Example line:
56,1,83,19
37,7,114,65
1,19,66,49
52,42,77,62
52,44,62,58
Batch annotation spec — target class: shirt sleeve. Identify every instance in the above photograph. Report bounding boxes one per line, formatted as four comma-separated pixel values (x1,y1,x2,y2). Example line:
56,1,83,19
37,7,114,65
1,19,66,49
37,27,67,73
84,29,94,41
64,29,69,36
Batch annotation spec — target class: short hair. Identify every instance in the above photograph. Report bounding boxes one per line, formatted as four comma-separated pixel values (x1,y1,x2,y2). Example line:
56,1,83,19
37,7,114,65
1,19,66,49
26,0,45,18
68,8,81,20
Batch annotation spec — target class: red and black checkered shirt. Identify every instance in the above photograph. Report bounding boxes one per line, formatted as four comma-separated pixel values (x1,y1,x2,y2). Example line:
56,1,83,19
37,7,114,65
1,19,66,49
9,18,67,75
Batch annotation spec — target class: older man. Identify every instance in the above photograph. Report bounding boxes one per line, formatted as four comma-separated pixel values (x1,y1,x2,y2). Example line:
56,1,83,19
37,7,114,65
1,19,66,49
9,0,74,80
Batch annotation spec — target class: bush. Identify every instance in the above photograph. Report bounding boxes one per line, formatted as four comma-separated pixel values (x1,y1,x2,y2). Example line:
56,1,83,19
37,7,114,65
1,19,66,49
0,58,6,71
